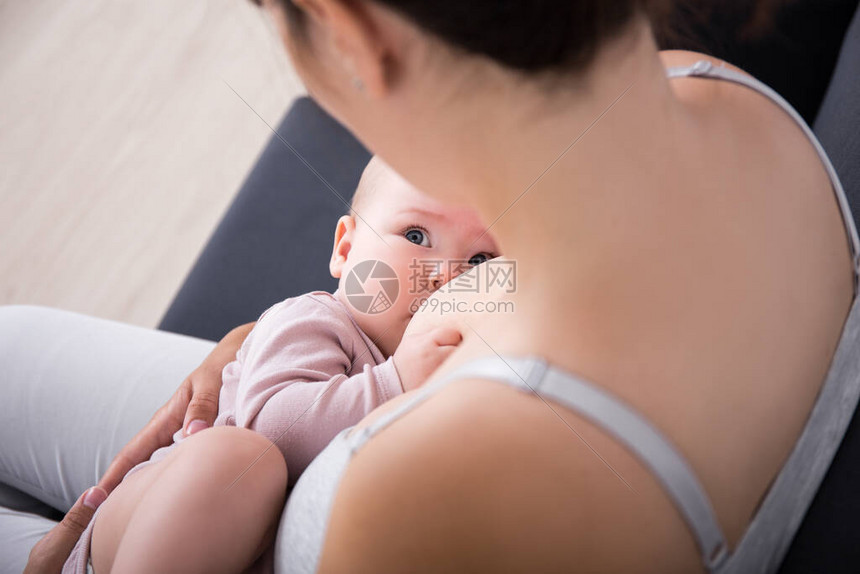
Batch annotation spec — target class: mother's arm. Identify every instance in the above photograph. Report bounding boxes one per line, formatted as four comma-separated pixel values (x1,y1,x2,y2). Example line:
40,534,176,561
24,321,254,574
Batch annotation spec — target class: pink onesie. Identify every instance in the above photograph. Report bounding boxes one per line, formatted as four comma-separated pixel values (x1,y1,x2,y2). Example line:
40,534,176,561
64,290,403,573
213,290,403,482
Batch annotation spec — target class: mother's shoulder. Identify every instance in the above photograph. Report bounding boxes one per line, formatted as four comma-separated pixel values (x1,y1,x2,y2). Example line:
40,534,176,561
318,375,701,572
659,49,751,78
659,48,824,185
658,49,780,117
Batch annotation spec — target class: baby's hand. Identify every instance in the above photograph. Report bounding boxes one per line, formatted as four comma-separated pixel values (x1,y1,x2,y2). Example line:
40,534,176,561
393,326,462,392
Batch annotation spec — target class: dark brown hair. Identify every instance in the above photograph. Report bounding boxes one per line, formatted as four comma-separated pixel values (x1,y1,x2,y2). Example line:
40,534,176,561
654,0,790,53
259,0,665,75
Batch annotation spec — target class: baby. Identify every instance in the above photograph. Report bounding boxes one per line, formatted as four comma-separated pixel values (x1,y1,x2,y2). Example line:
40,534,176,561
64,157,500,573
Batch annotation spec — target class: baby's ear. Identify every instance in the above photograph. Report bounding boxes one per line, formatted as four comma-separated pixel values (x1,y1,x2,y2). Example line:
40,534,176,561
330,215,356,278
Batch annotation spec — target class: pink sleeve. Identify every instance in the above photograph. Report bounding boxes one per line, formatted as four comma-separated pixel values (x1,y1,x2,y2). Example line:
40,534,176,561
232,296,403,482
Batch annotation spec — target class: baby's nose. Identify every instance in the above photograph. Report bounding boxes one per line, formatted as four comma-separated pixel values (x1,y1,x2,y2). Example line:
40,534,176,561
429,260,472,291
428,264,450,291
429,271,446,291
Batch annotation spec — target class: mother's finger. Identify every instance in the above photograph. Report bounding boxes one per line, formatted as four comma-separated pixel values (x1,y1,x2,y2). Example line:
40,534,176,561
23,487,106,574
97,381,191,494
181,322,254,435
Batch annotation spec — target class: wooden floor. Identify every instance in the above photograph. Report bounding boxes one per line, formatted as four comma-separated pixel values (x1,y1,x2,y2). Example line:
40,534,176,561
0,0,305,329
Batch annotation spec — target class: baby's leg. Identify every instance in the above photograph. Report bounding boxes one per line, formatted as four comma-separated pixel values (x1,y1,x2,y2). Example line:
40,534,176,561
90,456,174,573
91,426,288,574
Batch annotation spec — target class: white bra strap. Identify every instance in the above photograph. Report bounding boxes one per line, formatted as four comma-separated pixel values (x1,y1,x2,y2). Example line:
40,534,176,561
366,355,730,573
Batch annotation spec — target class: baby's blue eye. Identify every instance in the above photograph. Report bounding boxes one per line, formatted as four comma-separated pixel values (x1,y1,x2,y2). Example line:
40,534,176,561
404,228,429,246
468,253,490,266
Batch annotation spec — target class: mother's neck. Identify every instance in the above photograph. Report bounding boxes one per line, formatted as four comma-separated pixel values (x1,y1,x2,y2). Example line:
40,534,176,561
371,18,684,263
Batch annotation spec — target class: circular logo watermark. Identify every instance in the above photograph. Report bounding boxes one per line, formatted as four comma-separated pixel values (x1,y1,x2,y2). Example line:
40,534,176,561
344,260,399,314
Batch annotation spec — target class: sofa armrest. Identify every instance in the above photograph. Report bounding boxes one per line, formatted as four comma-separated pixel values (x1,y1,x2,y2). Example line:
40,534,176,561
158,98,370,341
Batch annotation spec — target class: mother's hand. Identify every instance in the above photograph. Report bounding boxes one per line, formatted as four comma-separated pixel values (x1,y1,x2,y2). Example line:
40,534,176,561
24,321,254,573
23,488,106,574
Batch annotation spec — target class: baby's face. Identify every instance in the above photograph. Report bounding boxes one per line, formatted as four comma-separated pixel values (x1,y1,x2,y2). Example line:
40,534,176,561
332,167,499,357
